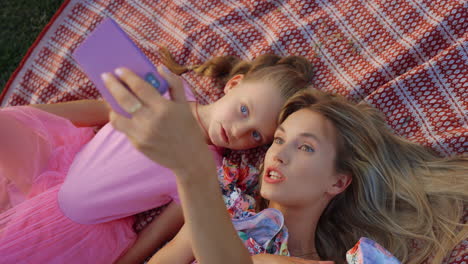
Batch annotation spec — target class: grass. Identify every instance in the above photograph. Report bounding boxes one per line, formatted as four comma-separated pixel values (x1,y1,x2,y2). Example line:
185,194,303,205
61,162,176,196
0,0,64,95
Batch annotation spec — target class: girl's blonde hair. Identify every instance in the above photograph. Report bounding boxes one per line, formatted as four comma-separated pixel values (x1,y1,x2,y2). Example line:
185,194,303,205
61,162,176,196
278,90,468,264
159,47,315,98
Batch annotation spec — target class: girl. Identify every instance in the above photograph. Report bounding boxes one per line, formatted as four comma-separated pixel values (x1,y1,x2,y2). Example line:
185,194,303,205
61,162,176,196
107,76,467,264
0,51,314,263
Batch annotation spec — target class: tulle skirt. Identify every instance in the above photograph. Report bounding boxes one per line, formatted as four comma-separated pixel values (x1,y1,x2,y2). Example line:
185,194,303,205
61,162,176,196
0,106,137,263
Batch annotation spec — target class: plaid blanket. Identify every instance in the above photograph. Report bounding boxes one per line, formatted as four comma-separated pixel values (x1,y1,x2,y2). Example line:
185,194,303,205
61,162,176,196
1,0,466,263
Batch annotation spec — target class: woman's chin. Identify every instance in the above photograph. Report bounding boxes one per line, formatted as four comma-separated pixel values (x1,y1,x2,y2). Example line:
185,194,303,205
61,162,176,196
260,187,275,201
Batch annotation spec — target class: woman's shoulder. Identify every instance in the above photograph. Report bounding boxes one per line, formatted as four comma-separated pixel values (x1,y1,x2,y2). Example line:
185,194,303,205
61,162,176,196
346,237,401,264
232,208,289,256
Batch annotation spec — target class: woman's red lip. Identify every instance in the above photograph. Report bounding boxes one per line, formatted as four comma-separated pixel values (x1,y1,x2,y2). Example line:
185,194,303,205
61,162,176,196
263,168,286,184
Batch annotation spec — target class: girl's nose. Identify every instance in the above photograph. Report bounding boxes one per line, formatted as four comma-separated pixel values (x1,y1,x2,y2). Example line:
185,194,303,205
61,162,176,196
232,124,250,139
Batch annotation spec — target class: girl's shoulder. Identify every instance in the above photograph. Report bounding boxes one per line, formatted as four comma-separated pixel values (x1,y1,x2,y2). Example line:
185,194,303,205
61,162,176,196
218,158,260,218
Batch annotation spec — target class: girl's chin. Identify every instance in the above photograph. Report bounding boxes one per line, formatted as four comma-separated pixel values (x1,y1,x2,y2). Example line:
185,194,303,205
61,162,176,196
207,135,219,146
214,137,233,148
212,139,227,148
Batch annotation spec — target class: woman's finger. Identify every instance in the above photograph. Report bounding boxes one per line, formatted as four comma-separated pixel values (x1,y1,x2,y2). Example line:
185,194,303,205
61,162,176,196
101,72,142,115
157,66,187,103
109,110,134,135
114,67,162,106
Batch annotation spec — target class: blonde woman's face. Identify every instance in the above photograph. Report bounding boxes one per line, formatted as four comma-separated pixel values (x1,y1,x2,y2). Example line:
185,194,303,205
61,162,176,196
207,79,284,150
260,109,341,207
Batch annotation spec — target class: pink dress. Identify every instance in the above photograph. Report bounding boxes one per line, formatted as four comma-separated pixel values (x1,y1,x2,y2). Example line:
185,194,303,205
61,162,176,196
0,83,223,263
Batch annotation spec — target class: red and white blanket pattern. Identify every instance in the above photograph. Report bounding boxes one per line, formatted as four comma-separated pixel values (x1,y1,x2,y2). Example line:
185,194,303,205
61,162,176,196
1,0,466,263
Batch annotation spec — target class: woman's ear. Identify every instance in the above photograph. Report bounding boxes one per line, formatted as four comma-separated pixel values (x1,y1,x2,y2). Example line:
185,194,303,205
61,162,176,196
224,74,244,94
327,172,352,196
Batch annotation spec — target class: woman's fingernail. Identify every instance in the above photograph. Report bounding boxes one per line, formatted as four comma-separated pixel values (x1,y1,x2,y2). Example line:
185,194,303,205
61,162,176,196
115,68,124,76
101,73,111,81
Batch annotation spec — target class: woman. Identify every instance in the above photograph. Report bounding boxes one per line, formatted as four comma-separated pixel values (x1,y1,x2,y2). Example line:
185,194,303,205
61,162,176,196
108,70,467,264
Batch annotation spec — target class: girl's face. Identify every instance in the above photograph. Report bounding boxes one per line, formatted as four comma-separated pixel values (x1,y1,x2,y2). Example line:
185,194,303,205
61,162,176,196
260,109,350,207
207,76,284,150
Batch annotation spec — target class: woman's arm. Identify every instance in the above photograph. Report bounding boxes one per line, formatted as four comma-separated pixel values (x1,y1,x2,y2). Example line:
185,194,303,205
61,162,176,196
29,99,109,127
252,254,334,264
115,202,184,264
148,224,195,264
174,159,254,264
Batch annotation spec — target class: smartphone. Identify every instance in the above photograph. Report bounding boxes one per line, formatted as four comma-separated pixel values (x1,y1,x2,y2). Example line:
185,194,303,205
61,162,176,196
72,18,168,118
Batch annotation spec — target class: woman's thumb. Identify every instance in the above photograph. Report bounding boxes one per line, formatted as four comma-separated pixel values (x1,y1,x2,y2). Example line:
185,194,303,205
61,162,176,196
157,65,187,102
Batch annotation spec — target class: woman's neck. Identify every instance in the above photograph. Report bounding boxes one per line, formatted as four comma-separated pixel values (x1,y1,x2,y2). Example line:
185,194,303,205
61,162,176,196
269,202,325,260
189,102,212,145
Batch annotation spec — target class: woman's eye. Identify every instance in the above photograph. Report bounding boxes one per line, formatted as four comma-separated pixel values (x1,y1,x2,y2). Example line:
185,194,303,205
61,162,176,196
299,145,315,153
252,131,262,142
240,105,249,116
273,137,284,144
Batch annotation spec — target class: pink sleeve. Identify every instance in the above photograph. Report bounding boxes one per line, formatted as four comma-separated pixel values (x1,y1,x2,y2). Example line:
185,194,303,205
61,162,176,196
58,129,178,224
58,80,220,224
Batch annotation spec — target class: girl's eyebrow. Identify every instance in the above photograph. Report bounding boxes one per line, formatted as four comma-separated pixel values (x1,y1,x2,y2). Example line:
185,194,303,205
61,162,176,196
246,98,254,115
247,101,266,142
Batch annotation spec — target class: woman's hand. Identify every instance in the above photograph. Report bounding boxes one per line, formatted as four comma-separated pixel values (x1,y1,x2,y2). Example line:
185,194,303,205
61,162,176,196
101,67,208,174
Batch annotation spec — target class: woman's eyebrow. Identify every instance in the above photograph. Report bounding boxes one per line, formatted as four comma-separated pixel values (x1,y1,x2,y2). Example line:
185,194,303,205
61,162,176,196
277,126,320,143
299,132,321,144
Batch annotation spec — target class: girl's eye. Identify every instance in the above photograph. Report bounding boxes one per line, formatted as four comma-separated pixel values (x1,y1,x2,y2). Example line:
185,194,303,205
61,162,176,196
273,137,284,144
240,105,249,116
252,131,262,142
299,145,315,153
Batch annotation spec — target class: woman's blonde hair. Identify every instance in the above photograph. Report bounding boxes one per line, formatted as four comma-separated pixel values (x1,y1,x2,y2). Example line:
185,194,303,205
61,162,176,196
159,47,315,98
278,90,468,264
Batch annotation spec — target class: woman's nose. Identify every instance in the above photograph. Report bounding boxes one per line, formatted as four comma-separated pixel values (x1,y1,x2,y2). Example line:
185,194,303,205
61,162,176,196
273,147,289,165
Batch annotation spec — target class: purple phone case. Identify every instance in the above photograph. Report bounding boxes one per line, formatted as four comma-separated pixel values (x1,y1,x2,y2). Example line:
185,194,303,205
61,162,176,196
72,18,168,118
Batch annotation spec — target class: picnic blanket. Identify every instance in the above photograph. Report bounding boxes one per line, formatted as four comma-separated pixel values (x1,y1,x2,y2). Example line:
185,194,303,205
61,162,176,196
1,0,466,263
